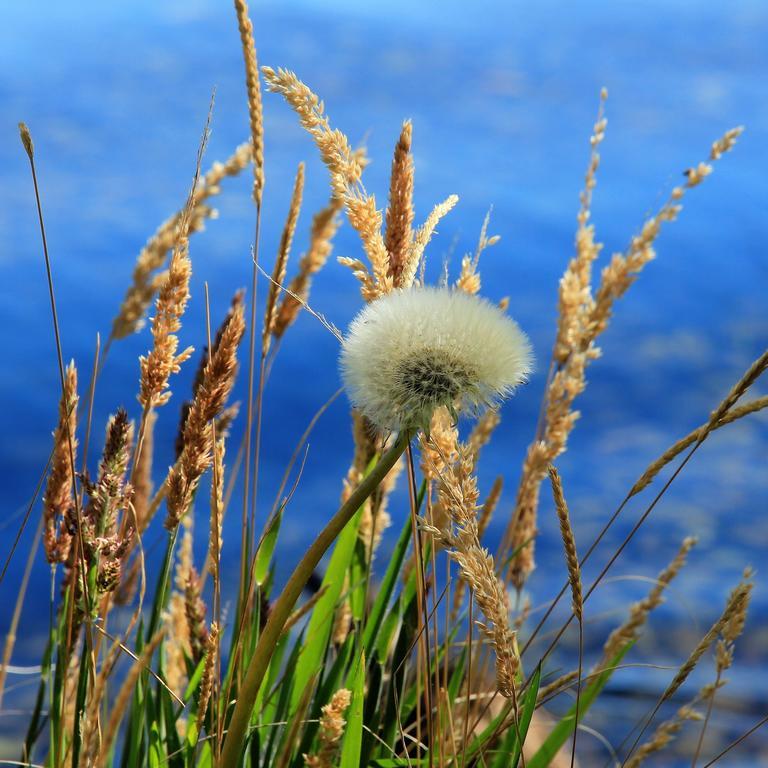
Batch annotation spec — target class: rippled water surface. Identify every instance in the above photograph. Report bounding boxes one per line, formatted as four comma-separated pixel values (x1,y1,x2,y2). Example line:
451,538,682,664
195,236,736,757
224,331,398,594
1,1,767,762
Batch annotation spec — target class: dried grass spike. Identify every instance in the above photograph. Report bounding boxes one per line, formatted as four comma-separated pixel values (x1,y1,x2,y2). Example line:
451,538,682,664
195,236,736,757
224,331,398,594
263,162,304,353
233,0,265,204
385,120,415,287
43,361,78,563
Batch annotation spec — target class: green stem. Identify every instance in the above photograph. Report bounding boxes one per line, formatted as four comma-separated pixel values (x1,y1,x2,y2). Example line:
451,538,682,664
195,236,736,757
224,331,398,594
219,429,412,766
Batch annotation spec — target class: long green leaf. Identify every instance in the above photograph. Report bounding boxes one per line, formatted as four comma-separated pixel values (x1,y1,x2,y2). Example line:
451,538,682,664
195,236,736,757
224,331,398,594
339,651,365,768
288,505,363,714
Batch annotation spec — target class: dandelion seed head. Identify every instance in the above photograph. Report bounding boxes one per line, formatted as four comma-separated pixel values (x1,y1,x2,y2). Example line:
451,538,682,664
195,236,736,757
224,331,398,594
340,287,533,431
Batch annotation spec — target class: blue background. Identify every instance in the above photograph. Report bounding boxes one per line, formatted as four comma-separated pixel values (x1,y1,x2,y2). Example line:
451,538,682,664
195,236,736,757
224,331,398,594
1,1,766,763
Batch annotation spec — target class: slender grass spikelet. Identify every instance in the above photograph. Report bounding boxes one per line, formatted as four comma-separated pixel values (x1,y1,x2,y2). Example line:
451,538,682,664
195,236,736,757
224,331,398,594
504,123,741,591
43,360,78,564
273,196,343,339
111,143,252,340
263,162,304,354
597,536,697,670
233,0,265,205
304,688,352,767
625,705,703,768
384,120,415,286
132,409,155,534
166,299,246,528
197,622,219,728
340,286,532,432
548,465,582,621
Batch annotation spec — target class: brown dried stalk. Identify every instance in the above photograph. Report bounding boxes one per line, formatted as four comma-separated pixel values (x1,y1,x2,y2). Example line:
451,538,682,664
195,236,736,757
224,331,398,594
197,622,219,728
43,361,78,563
233,0,265,205
625,704,702,768
505,120,743,590
263,67,457,301
138,97,216,413
303,688,352,767
185,566,209,665
273,196,343,339
263,162,305,354
424,444,519,697
384,120,415,286
132,409,155,534
548,466,582,622
165,300,245,528
631,395,768,496
596,536,697,671
111,143,251,341
176,289,246,458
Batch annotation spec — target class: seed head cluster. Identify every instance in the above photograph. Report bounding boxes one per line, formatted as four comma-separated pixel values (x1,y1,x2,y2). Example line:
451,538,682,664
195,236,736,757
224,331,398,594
340,287,532,432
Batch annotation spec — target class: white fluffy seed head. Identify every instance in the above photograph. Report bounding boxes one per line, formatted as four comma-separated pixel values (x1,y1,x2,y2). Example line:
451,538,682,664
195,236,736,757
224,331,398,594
340,287,533,432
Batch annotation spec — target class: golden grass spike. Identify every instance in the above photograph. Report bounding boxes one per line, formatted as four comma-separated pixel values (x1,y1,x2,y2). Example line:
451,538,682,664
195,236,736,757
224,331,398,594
588,126,742,342
665,579,751,703
303,688,352,767
197,622,219,728
138,104,215,409
18,121,34,158
233,0,265,205
401,194,459,289
425,444,519,698
468,408,501,466
625,704,702,768
263,162,305,354
43,361,78,564
554,90,607,363
504,125,742,592
597,536,697,671
385,120,415,287
208,437,225,582
631,395,768,496
455,209,500,295
262,66,401,301
166,298,246,528
111,143,251,341
132,408,155,534
273,196,343,339
261,66,362,195
548,466,582,622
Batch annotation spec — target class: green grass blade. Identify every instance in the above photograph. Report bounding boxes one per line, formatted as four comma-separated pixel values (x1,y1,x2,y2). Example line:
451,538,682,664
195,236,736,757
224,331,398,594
254,508,284,586
339,651,365,768
287,505,363,714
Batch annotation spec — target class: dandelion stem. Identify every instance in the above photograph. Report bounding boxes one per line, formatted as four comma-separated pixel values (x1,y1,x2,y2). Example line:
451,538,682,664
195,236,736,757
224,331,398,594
219,428,413,766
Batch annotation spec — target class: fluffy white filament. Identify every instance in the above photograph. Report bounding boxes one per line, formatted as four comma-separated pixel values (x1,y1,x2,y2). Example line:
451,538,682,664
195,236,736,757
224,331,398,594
340,287,533,431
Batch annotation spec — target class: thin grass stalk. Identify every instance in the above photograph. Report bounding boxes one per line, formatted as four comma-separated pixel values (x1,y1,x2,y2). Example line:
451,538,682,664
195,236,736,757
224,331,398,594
79,333,100,482
521,358,767,665
94,630,165,768
622,577,752,764
0,517,43,708
406,441,434,766
20,126,98,752
219,429,412,765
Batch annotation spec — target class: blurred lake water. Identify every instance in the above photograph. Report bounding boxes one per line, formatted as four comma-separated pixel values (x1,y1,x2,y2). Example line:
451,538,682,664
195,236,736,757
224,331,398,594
1,1,766,763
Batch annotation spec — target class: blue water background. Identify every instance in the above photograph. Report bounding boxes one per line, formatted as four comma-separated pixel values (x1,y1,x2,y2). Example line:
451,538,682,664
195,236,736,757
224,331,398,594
1,0,766,763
